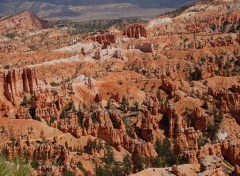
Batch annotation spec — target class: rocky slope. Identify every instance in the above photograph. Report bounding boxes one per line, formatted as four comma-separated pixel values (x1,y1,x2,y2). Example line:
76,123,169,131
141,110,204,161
0,11,44,32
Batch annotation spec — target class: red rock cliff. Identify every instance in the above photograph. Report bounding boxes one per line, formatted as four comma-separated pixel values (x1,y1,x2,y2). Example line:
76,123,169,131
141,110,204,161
1,68,39,105
0,11,44,32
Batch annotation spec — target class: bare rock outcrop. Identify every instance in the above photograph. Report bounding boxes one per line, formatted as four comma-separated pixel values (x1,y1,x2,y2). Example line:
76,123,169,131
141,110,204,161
123,24,147,39
161,77,177,98
190,108,208,131
175,127,201,161
16,107,32,119
1,68,39,105
208,87,240,123
134,115,155,143
0,11,44,32
197,141,240,166
91,32,116,49
80,109,157,159
135,43,154,53
132,141,157,160
198,155,227,176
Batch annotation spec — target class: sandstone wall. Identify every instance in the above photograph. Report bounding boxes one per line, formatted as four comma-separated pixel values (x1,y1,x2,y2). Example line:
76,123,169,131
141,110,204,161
0,68,38,105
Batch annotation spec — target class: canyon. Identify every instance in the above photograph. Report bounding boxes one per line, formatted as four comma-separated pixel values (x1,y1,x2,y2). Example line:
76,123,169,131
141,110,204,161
0,0,239,176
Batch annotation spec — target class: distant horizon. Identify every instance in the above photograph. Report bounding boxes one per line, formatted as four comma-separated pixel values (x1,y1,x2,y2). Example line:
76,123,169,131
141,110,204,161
0,0,198,9
0,0,197,21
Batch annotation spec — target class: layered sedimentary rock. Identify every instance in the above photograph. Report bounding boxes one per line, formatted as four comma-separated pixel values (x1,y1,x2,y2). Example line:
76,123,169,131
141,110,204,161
198,155,227,176
208,87,240,123
197,141,240,166
161,77,177,98
0,44,17,53
16,107,32,119
0,11,44,32
91,33,116,49
175,127,201,163
94,93,102,103
30,94,158,161
3,137,82,175
148,2,240,36
135,43,154,53
20,90,82,139
35,94,59,124
134,114,155,143
80,109,157,159
123,24,147,39
85,76,96,90
190,107,208,131
185,7,240,34
1,68,39,105
132,141,158,161
143,96,160,116
57,115,82,138
158,104,204,162
94,50,101,60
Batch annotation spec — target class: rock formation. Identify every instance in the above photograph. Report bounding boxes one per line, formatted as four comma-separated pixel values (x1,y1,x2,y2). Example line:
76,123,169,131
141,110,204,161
189,107,208,131
91,33,116,49
0,11,44,32
1,68,39,105
208,87,240,123
123,24,147,38
161,77,177,98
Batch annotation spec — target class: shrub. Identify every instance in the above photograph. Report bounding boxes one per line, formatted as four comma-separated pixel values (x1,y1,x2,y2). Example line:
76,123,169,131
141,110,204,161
206,123,217,141
29,106,36,119
95,166,109,176
121,96,129,112
156,89,162,103
206,110,223,141
133,156,145,173
103,142,115,165
203,80,208,86
20,95,28,107
155,138,180,167
3,64,10,69
31,159,39,170
77,161,87,176
0,155,31,176
134,101,139,111
123,154,131,175
201,100,209,110
63,169,76,176
50,81,58,87
85,139,96,153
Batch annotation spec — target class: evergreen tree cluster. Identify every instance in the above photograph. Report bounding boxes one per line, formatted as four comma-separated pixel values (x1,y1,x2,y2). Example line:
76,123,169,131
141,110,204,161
95,142,132,176
153,138,181,167
206,109,223,141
